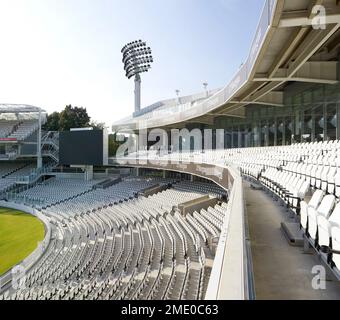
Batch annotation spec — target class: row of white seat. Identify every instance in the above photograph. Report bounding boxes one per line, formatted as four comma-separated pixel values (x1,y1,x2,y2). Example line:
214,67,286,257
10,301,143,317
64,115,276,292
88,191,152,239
300,191,340,272
123,144,340,280
0,178,228,301
8,120,39,141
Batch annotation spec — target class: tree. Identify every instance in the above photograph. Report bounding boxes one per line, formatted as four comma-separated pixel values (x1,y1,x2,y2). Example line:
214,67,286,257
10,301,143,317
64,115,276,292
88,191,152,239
58,105,91,131
44,112,60,131
90,121,106,130
44,105,105,133
109,133,125,157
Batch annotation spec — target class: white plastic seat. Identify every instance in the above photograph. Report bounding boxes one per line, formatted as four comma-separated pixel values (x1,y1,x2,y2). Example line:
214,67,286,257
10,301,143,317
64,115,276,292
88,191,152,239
308,195,335,241
331,227,340,269
318,202,340,247
300,189,324,230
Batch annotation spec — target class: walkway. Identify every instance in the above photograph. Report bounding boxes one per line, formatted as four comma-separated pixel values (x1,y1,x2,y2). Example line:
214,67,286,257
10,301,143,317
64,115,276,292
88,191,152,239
244,181,340,300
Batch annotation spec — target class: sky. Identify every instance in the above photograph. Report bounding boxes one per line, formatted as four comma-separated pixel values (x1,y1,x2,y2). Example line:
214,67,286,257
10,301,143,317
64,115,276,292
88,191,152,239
0,0,264,129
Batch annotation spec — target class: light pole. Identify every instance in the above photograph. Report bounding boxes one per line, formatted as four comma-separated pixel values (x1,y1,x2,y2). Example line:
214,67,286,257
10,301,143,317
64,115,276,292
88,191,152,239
203,82,208,97
176,90,181,105
122,40,153,114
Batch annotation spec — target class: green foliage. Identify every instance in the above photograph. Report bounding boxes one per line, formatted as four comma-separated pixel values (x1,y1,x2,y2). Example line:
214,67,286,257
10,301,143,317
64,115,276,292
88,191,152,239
44,105,91,131
44,105,122,157
44,112,60,131
89,121,106,130
109,133,124,157
59,105,91,131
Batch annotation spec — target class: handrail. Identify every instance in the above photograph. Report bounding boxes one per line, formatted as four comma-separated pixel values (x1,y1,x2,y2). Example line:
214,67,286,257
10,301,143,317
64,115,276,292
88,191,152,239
15,166,54,184
115,155,252,300
205,165,246,300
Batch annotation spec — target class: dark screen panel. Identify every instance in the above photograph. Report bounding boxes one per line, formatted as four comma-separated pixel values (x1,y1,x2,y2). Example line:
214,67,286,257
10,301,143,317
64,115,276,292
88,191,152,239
59,130,103,165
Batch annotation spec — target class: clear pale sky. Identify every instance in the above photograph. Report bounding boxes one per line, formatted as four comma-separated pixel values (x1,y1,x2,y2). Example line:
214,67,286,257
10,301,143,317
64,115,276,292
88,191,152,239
0,0,264,127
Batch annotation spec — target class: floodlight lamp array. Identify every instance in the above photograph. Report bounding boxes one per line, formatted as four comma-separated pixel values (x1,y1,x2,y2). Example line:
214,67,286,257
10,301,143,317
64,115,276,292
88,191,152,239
122,40,153,79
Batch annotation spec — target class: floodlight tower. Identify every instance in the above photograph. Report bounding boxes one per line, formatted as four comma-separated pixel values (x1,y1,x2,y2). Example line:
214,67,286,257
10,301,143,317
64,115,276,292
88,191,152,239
122,40,153,114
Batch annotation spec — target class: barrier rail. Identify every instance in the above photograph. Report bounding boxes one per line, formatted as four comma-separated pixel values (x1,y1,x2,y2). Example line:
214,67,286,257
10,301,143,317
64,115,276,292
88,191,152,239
15,166,54,184
114,155,252,300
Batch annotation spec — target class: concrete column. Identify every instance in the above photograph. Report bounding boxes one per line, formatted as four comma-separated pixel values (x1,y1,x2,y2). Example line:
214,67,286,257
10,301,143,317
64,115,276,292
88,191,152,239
84,165,93,181
238,126,242,148
274,119,278,146
135,74,141,113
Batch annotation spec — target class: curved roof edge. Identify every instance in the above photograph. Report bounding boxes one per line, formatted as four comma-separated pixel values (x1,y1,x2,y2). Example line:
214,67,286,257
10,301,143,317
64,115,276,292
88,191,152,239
113,0,279,131
113,0,340,131
0,104,46,114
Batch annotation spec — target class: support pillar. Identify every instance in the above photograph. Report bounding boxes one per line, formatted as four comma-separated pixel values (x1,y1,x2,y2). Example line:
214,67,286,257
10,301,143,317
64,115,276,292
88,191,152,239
135,74,141,113
84,165,93,181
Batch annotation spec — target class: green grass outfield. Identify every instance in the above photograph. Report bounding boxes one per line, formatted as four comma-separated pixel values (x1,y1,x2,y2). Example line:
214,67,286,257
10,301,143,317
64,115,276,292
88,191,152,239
0,207,45,275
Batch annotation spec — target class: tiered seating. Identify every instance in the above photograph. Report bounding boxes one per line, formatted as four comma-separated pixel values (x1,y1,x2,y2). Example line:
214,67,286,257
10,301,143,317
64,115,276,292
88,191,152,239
8,120,39,141
298,191,340,272
173,180,226,199
6,164,36,179
10,139,340,298
0,179,16,194
0,162,30,178
0,178,228,301
216,141,340,277
0,163,37,197
0,121,18,138
14,178,99,207
123,142,340,279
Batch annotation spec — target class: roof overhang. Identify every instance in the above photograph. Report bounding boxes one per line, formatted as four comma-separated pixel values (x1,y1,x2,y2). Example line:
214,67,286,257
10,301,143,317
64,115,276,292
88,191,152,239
0,104,47,121
113,0,340,132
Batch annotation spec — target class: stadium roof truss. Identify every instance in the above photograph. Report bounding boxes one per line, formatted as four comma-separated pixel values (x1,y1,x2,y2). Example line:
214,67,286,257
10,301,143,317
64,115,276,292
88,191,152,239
0,104,47,120
113,0,340,131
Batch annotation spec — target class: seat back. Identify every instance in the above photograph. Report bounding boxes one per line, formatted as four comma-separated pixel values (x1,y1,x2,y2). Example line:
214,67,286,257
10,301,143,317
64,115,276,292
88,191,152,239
329,202,340,226
317,195,336,219
308,189,324,209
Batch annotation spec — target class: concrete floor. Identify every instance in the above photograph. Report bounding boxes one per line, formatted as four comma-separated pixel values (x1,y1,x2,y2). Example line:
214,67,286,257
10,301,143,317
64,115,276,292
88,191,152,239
244,181,340,300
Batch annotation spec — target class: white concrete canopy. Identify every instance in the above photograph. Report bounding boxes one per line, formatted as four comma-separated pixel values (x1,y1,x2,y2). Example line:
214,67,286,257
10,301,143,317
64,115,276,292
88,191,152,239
113,0,340,131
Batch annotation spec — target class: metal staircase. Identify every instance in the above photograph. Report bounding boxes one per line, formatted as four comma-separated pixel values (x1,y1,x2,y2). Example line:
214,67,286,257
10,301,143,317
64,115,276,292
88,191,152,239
41,132,59,163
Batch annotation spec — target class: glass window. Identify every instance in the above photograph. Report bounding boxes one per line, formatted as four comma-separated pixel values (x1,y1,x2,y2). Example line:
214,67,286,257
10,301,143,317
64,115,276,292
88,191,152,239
253,121,260,147
302,106,312,143
225,131,232,149
286,116,293,145
269,119,277,146
314,104,324,142
326,103,337,141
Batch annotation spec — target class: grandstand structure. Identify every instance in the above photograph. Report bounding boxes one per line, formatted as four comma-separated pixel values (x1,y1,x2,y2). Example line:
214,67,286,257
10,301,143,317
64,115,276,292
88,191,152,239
0,177,229,300
113,0,340,149
0,105,60,199
2,0,340,301
0,105,47,160
109,0,340,300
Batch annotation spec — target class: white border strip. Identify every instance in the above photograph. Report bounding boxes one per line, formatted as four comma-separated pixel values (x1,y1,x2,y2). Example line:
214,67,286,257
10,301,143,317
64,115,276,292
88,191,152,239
0,202,51,292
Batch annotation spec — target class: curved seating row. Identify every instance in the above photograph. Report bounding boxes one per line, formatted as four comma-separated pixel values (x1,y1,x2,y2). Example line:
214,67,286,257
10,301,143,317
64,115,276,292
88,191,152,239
0,178,228,300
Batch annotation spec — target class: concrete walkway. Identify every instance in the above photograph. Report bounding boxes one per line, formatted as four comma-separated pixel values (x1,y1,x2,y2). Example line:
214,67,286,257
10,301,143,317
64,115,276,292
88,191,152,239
244,181,340,300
